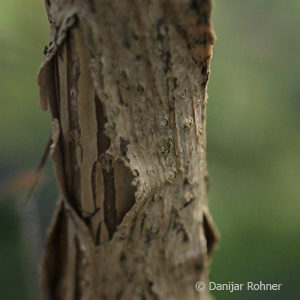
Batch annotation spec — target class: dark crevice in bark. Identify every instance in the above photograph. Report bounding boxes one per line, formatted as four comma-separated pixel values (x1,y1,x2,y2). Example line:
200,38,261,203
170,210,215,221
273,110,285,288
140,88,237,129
95,93,117,239
103,167,117,239
95,93,111,154
48,59,59,118
91,161,98,211
95,221,102,246
120,137,130,162
66,33,82,213
113,160,136,225
95,94,137,239
74,235,82,300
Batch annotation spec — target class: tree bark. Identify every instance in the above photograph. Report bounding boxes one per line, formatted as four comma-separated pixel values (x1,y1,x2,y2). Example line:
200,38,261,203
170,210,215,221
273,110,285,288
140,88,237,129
38,0,219,299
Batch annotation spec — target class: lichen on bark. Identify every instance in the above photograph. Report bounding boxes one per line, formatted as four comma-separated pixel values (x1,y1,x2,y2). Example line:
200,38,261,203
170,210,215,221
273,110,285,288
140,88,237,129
38,0,219,299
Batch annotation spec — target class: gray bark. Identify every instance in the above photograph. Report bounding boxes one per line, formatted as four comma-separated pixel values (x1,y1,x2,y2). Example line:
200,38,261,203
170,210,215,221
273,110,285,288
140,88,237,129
38,0,219,299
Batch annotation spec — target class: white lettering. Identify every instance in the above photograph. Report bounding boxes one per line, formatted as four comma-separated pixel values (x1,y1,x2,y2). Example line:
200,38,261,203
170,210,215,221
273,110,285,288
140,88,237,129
247,281,283,291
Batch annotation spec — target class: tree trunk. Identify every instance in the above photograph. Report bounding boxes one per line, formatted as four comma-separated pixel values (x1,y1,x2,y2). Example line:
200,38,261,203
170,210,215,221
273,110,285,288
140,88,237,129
38,0,218,299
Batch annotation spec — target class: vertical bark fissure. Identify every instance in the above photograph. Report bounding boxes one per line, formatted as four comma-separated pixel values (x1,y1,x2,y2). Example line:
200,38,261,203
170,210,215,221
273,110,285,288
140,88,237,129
95,94,118,239
102,167,117,239
74,235,82,300
66,32,82,213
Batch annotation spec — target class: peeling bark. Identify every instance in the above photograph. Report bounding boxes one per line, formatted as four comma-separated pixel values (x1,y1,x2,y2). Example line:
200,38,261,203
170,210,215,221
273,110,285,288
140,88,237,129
38,0,219,299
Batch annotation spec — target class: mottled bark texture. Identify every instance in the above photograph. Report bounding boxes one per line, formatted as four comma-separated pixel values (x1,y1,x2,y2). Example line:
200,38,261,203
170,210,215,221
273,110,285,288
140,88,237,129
38,0,219,299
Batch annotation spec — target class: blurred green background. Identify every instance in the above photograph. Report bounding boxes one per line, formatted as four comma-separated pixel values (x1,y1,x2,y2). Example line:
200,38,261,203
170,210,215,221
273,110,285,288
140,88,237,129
0,0,299,299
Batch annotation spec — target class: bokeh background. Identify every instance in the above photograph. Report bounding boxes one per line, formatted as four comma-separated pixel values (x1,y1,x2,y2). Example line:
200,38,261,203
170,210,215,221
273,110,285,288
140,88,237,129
0,0,299,299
